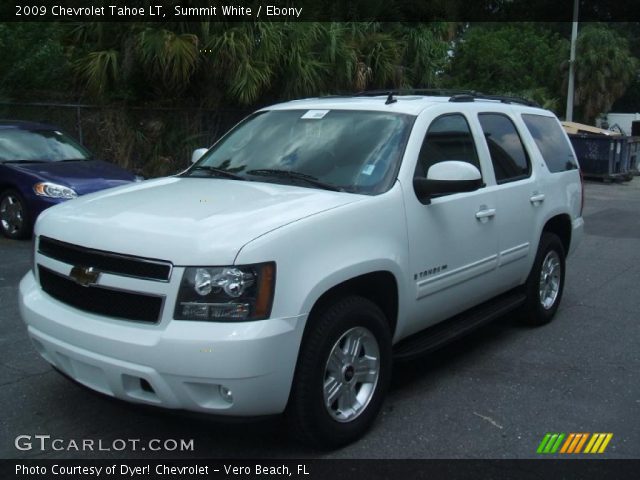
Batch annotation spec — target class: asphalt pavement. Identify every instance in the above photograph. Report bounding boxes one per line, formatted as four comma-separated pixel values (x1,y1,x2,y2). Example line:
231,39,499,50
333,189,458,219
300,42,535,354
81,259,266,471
0,180,638,459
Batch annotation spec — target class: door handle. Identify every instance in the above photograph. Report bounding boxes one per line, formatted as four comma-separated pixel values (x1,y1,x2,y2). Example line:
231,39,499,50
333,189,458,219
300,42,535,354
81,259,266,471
530,193,545,204
475,208,496,220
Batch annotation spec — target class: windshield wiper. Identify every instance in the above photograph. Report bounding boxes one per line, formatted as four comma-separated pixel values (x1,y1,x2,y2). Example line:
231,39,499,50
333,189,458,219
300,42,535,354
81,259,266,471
189,165,245,180
246,169,344,192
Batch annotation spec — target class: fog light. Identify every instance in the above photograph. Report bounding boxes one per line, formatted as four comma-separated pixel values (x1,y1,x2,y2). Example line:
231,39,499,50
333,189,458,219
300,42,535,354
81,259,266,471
219,385,233,404
179,302,250,321
181,303,210,320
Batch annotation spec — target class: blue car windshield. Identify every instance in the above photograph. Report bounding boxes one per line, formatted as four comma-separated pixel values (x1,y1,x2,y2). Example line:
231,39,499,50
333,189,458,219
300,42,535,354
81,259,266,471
189,109,414,194
0,129,91,162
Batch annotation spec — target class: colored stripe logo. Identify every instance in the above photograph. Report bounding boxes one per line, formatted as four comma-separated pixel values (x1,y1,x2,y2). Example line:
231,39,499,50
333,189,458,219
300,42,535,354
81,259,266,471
537,433,613,454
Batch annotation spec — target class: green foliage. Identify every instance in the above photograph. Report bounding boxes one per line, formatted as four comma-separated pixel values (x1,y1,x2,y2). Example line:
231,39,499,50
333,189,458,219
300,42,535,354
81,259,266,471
317,23,360,91
445,23,568,106
74,50,120,96
184,22,449,104
1,22,453,104
201,23,281,105
279,23,331,98
0,23,72,98
3,21,640,176
571,24,639,122
402,24,450,87
137,28,199,93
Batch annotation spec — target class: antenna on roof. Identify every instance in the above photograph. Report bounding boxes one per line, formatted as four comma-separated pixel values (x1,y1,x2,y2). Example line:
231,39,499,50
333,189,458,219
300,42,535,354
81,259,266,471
385,92,397,105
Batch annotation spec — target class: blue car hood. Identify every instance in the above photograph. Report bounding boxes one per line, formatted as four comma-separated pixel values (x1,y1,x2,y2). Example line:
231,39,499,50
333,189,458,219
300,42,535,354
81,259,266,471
12,160,135,195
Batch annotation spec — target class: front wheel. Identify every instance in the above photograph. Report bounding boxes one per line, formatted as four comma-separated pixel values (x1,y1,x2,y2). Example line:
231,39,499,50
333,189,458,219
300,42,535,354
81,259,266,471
286,296,392,449
0,189,30,239
522,232,566,325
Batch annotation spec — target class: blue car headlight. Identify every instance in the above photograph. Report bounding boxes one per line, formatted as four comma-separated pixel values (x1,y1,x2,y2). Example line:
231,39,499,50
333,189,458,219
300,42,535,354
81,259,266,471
33,182,77,199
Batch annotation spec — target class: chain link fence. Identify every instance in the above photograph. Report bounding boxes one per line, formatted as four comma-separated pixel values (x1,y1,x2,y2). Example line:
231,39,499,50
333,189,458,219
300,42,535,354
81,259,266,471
0,102,251,177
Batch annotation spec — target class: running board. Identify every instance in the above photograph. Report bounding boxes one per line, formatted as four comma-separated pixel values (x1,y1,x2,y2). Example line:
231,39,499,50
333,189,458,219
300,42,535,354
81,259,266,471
393,291,526,361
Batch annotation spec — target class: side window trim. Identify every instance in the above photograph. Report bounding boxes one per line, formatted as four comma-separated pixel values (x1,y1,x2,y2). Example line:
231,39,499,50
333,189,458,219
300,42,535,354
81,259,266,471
478,111,533,184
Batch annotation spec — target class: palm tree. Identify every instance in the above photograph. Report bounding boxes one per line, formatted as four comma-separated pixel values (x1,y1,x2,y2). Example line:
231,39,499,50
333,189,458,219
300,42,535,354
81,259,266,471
137,27,199,94
74,50,120,96
70,22,453,104
70,22,125,97
398,23,449,88
571,25,639,123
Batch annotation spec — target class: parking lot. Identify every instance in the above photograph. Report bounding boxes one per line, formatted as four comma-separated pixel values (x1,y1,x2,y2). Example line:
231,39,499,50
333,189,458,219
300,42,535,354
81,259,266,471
1,180,638,459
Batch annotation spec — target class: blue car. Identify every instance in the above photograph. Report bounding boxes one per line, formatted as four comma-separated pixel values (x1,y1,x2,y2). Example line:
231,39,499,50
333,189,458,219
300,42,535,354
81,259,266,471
0,121,139,239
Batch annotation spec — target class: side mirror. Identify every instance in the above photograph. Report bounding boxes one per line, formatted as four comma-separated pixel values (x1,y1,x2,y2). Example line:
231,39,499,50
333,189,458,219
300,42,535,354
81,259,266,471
191,148,208,164
413,161,483,204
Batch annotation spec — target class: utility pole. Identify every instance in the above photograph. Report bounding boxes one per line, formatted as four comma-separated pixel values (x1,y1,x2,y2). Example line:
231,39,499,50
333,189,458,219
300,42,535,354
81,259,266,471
565,0,579,122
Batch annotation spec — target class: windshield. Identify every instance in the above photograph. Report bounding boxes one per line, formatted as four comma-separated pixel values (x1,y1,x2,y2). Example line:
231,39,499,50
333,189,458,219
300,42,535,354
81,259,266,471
187,109,414,194
0,129,91,162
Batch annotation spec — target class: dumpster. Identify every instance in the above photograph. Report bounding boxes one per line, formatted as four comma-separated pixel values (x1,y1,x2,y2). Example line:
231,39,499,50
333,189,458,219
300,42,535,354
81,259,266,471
620,139,632,180
626,136,640,176
568,134,630,181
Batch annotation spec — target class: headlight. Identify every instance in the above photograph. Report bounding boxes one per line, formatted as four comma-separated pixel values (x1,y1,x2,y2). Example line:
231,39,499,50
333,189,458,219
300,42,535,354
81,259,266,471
174,263,275,322
33,182,77,199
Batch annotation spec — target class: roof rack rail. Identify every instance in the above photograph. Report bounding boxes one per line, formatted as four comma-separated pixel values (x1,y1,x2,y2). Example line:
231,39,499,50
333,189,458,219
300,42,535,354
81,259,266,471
449,93,539,107
353,89,540,107
355,88,476,97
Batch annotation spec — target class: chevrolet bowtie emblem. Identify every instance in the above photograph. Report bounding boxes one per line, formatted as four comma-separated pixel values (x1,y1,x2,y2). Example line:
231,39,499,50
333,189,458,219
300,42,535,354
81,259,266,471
69,266,100,287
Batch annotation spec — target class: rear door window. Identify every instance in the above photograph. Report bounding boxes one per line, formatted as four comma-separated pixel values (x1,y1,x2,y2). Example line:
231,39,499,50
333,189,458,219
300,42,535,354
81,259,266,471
478,113,531,183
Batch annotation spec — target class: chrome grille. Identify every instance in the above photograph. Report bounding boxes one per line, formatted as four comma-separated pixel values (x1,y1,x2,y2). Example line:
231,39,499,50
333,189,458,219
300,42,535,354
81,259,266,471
38,266,164,323
38,236,172,281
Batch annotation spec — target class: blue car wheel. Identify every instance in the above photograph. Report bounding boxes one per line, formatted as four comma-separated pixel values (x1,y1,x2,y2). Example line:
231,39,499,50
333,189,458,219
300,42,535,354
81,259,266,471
0,189,30,239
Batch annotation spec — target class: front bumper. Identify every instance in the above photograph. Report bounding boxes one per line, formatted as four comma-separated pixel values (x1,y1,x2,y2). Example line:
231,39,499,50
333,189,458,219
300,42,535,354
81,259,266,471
19,271,305,416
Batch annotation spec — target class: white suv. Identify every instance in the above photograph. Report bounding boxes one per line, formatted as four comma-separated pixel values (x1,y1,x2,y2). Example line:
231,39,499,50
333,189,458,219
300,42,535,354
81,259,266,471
19,92,584,448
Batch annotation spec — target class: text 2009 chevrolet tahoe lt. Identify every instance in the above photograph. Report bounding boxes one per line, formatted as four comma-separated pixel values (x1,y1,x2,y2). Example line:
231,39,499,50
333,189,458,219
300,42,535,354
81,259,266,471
19,92,584,448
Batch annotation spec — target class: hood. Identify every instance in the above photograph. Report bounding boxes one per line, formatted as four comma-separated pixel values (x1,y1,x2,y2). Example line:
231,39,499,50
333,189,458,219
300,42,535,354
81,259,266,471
36,177,362,265
12,160,135,194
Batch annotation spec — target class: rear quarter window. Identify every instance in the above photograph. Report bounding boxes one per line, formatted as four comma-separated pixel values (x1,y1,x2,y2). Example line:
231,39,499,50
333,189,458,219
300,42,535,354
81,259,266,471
522,114,578,173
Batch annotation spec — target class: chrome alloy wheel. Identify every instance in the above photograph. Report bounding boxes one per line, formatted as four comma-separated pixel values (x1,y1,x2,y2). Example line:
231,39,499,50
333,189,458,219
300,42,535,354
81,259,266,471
323,326,380,423
0,194,24,236
539,250,561,310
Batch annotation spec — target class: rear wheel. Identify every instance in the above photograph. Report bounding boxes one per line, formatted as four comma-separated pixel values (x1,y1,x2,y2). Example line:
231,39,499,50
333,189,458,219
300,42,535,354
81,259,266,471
522,233,566,325
286,296,391,449
0,189,30,239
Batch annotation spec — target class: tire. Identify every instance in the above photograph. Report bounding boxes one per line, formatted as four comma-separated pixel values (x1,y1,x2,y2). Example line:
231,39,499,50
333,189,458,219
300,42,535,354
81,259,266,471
522,232,566,326
0,189,30,240
286,296,392,449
